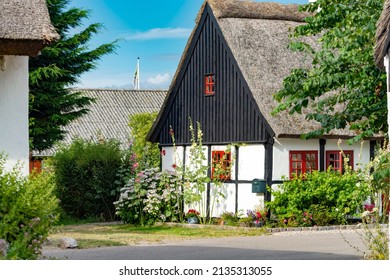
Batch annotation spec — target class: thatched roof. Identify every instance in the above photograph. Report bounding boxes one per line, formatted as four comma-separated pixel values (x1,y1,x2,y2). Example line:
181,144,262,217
33,89,167,157
206,0,308,21
0,0,59,56
375,0,390,70
152,0,364,140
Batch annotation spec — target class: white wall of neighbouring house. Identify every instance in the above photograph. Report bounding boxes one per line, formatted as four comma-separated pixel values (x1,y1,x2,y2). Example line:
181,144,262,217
385,54,390,143
0,55,29,176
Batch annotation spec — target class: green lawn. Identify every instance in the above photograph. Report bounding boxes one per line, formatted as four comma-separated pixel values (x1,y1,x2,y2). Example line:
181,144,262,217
47,222,268,249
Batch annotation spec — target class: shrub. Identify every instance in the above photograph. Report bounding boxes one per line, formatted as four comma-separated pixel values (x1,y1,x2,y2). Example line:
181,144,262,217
114,168,183,225
51,138,124,221
0,155,59,259
128,112,160,170
267,169,369,226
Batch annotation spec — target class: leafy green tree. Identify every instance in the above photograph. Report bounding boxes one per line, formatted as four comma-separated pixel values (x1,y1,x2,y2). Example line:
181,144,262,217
29,0,117,151
129,112,160,169
273,0,387,141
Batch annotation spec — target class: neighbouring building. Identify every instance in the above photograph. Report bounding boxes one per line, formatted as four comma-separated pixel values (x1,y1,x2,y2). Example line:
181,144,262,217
0,0,59,175
147,0,384,217
30,89,166,172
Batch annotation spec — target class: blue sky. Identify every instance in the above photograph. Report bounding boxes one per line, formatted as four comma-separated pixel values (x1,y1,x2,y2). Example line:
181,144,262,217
69,0,309,89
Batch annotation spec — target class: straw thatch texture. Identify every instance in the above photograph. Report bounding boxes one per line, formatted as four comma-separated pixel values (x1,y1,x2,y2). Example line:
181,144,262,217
218,16,325,137
0,0,59,56
375,0,390,70
207,0,308,22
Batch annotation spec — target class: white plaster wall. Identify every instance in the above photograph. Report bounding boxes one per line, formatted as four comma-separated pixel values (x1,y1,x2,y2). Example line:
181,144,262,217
238,144,265,180
161,146,184,171
272,137,371,181
385,54,390,143
325,139,370,171
272,138,319,180
210,183,236,217
0,56,29,175
237,183,265,213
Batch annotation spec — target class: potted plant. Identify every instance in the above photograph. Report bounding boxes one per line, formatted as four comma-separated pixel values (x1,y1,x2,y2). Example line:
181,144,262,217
186,209,200,224
247,209,267,227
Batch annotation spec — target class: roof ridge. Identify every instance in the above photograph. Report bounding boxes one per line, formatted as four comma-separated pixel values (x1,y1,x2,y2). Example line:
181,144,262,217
206,0,309,22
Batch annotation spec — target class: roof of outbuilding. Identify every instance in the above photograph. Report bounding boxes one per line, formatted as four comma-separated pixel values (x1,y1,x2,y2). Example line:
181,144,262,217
33,89,167,156
374,0,390,70
150,0,366,140
0,0,59,56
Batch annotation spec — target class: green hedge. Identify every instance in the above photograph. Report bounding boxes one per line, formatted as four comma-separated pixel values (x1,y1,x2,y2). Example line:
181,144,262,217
51,138,124,221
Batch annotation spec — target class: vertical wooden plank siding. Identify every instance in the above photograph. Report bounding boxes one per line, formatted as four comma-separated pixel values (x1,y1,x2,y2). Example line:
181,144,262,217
156,8,273,145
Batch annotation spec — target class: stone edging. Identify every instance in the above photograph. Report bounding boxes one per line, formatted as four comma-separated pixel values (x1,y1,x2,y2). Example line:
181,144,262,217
266,223,389,233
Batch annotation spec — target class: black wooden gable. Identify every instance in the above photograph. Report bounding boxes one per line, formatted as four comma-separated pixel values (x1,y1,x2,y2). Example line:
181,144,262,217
148,3,274,145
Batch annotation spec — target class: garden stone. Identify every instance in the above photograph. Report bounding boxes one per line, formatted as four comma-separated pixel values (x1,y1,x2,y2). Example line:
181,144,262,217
0,239,9,257
59,237,78,249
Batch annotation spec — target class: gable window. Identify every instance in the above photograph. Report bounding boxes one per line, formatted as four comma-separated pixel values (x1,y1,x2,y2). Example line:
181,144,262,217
204,74,215,95
289,151,318,178
326,150,354,173
212,150,231,180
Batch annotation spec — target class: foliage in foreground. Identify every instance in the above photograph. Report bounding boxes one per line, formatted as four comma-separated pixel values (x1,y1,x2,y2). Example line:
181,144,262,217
273,0,387,141
267,169,369,226
0,155,59,259
51,138,124,221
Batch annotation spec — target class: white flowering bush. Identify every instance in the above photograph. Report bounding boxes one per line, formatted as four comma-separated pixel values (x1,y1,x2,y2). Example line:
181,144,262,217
114,168,183,225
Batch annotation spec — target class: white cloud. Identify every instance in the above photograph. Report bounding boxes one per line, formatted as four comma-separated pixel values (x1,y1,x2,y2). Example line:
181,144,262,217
146,73,171,85
125,27,191,40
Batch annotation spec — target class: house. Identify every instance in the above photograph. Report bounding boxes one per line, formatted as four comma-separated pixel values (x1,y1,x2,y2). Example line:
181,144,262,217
374,0,390,139
0,0,59,175
31,89,167,172
147,0,383,217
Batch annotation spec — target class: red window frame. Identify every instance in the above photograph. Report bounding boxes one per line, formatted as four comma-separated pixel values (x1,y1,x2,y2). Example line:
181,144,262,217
326,150,354,173
289,151,318,179
212,150,231,180
204,74,215,95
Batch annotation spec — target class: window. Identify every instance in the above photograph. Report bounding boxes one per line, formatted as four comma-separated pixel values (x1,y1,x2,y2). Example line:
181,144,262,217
212,150,231,180
326,150,354,173
289,151,318,178
204,74,215,95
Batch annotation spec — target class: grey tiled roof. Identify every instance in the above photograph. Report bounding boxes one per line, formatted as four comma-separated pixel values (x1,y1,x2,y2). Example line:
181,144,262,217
33,89,166,156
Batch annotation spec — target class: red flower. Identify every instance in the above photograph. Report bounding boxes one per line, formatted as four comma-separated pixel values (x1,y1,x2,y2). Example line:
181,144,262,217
172,164,177,169
160,149,166,156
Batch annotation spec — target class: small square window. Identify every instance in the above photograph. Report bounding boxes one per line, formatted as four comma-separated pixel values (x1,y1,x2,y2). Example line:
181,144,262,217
212,150,231,180
290,151,318,179
204,74,215,95
326,151,354,173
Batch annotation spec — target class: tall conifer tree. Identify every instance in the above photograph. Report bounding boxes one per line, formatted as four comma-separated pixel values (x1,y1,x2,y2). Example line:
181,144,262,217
29,0,117,151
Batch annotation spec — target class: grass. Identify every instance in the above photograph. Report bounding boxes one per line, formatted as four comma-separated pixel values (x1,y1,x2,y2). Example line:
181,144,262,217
47,222,268,249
